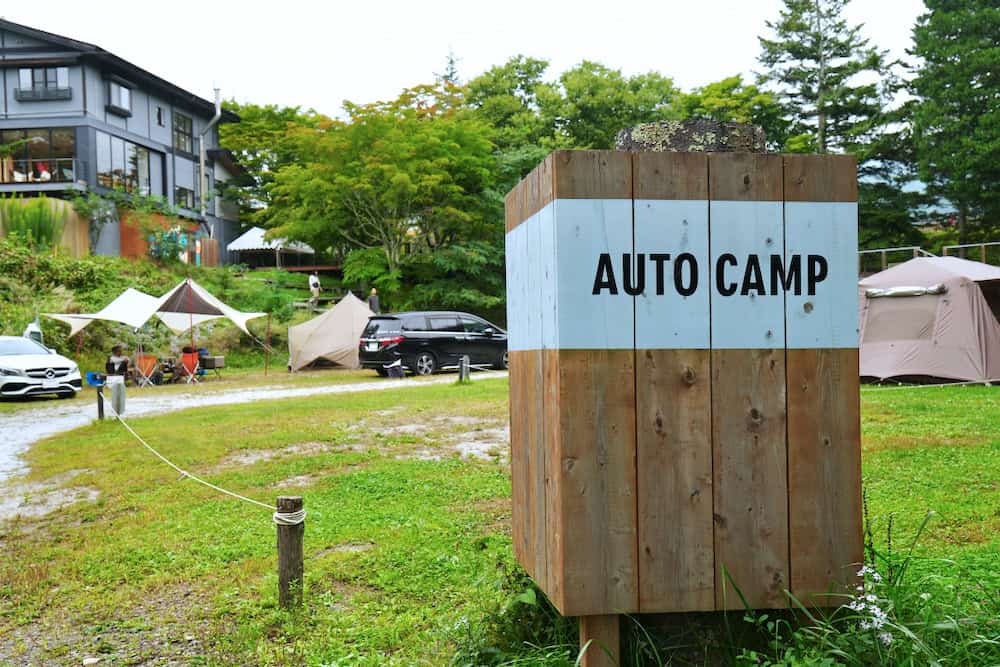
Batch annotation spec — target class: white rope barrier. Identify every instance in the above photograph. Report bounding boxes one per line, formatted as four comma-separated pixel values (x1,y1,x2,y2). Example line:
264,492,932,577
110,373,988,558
101,401,305,525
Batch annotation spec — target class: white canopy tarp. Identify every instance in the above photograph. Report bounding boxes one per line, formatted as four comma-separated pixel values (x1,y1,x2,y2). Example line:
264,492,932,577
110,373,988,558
227,226,314,254
45,288,161,336
45,280,265,337
153,278,266,335
288,293,374,371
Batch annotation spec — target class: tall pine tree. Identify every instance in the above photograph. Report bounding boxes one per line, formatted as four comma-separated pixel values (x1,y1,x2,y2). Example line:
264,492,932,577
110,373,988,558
911,0,1000,242
758,0,923,248
758,0,894,155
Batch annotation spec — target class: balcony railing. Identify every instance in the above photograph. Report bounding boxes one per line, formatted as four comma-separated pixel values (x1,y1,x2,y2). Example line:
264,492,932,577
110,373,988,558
14,87,73,102
0,158,78,184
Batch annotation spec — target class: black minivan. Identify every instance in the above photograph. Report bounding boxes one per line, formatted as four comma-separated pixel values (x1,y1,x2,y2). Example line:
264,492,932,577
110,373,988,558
359,311,508,376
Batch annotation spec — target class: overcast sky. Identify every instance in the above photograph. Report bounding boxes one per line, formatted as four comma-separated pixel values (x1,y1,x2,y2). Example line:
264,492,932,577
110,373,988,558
3,0,926,116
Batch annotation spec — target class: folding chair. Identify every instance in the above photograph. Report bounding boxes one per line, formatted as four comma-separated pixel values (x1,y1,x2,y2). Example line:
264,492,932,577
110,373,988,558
179,351,201,384
134,354,159,387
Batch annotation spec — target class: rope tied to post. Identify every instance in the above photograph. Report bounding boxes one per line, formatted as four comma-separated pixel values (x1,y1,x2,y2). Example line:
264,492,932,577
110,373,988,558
273,508,306,525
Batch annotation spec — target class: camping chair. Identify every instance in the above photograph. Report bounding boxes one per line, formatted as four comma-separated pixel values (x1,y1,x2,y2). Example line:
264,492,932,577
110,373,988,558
178,351,202,384
134,353,159,387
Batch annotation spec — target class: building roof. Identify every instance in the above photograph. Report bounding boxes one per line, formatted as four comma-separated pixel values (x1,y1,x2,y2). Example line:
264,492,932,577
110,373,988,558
0,18,239,122
227,227,315,254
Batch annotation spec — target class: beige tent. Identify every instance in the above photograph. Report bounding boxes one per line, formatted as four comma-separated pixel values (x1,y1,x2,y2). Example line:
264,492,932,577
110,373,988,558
859,257,1000,382
288,293,374,371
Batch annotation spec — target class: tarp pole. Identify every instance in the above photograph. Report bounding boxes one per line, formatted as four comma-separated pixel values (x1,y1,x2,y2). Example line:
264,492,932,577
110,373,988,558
265,313,272,376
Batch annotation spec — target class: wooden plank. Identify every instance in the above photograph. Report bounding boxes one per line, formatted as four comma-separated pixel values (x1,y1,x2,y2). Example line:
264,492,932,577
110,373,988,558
786,348,862,603
636,349,714,611
711,348,789,609
579,614,620,667
508,350,531,571
524,349,547,592
709,152,789,610
633,151,714,613
633,151,708,200
783,154,857,203
555,349,638,617
542,348,563,606
552,149,632,200
784,154,862,604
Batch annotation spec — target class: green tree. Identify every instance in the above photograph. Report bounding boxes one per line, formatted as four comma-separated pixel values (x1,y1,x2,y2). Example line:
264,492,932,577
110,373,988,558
264,83,497,288
218,102,320,222
678,75,789,149
758,0,896,154
543,61,682,149
911,0,1000,242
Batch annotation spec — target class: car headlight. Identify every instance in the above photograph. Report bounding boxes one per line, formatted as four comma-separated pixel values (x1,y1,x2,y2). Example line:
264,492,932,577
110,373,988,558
68,363,79,374
0,367,25,377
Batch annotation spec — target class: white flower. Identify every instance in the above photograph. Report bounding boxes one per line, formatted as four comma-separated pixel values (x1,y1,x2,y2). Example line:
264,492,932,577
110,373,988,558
871,572,883,583
865,594,878,603
879,631,893,646
859,620,872,631
919,592,931,601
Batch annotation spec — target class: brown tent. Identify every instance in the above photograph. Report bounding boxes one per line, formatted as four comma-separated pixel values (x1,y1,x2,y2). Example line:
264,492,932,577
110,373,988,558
859,257,1000,382
287,293,374,371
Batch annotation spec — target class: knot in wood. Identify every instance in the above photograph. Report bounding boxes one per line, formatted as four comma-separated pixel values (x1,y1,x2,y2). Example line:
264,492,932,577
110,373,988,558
681,367,697,386
749,407,764,426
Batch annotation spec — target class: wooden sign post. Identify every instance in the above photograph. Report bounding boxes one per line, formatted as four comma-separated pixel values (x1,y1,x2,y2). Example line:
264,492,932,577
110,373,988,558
505,149,861,663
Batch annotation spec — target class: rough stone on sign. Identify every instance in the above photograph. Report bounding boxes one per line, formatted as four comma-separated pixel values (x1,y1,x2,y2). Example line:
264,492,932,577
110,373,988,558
614,119,767,153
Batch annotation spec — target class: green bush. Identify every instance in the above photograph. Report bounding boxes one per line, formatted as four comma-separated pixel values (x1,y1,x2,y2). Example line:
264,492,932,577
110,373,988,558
0,194,67,250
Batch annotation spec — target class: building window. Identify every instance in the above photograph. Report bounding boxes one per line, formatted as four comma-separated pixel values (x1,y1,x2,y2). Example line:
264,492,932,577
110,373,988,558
175,186,195,209
156,106,165,127
107,81,131,115
15,67,71,101
95,130,155,194
173,113,193,154
0,127,75,183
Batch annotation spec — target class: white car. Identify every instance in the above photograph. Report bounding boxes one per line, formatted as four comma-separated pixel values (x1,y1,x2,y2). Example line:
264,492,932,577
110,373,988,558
0,336,82,399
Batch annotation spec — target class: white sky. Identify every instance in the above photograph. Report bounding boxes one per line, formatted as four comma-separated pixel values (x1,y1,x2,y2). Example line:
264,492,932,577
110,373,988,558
2,0,925,116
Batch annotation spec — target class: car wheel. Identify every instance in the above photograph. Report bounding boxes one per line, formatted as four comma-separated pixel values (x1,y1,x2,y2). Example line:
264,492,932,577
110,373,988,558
414,352,437,376
493,350,509,370
375,368,389,377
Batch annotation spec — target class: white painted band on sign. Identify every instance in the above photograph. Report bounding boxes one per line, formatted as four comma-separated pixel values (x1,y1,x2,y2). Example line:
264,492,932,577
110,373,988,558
504,198,859,352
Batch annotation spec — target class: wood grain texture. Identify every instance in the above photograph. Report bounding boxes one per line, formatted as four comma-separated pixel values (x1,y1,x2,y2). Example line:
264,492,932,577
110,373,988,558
783,154,858,202
709,152,783,201
579,615,621,667
508,349,531,570
552,150,632,200
542,349,563,605
787,347,862,604
554,349,638,617
633,151,709,200
712,348,789,609
636,348,715,612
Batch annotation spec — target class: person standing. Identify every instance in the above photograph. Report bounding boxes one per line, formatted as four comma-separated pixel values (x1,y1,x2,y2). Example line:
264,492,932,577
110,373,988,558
308,272,321,306
367,287,380,314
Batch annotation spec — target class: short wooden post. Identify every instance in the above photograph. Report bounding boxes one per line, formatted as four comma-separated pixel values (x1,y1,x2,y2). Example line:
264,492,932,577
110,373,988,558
459,354,470,382
579,615,620,667
96,386,104,420
276,496,304,609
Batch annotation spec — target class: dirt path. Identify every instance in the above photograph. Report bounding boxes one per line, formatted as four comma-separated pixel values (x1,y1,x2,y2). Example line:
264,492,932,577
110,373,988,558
0,371,508,484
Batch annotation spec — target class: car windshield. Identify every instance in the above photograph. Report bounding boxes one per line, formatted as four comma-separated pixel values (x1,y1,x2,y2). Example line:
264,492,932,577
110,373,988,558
363,318,401,337
0,338,50,355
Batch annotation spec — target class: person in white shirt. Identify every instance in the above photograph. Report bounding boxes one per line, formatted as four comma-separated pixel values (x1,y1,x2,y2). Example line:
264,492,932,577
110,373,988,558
308,272,321,306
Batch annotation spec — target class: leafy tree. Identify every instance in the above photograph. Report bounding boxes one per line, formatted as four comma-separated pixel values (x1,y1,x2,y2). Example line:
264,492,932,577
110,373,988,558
758,0,896,154
542,61,682,149
264,83,497,286
911,0,1000,242
678,75,789,149
218,102,319,222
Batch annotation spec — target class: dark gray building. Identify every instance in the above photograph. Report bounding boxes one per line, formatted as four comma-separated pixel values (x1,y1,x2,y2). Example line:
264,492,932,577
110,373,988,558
0,18,242,260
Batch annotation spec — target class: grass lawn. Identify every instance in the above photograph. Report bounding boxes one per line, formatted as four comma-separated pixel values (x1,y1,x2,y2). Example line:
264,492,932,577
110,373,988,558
0,380,996,665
